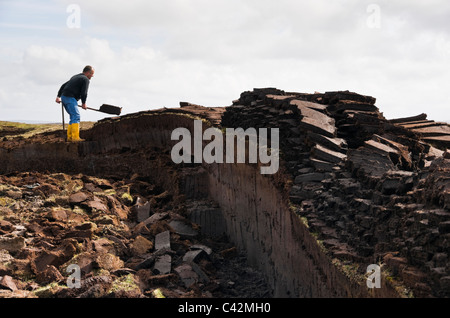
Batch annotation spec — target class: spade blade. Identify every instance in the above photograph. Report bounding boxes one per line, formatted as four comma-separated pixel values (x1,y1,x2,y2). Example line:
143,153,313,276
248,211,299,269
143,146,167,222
99,104,122,115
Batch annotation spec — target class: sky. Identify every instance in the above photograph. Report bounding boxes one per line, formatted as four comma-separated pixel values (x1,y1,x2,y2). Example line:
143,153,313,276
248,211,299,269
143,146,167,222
0,0,449,123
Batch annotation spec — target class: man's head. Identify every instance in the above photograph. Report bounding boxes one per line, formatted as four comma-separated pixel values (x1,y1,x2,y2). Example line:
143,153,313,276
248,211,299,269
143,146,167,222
83,65,95,79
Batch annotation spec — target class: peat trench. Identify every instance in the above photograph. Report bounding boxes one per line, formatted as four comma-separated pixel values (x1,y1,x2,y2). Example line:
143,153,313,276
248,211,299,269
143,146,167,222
1,88,449,298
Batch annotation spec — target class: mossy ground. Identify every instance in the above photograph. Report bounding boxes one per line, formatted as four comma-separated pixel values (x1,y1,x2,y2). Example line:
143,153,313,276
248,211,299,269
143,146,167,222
0,121,94,140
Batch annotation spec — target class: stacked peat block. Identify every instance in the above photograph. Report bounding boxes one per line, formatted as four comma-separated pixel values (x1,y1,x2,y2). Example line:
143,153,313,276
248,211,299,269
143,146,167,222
299,90,383,149
222,88,307,175
291,99,348,173
390,114,450,150
222,88,450,297
222,88,349,179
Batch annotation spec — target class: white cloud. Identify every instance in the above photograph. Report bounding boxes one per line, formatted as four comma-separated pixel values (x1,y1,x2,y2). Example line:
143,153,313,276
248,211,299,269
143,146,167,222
0,0,449,122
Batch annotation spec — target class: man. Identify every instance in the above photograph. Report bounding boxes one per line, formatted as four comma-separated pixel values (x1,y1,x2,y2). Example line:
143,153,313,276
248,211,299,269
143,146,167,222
56,65,95,142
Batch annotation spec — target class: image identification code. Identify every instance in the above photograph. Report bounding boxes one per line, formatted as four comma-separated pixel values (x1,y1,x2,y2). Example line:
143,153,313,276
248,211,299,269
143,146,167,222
178,302,271,315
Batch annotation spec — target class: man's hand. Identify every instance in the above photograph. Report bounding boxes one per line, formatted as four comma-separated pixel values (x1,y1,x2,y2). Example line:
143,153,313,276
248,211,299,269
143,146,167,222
55,97,61,104
81,103,87,110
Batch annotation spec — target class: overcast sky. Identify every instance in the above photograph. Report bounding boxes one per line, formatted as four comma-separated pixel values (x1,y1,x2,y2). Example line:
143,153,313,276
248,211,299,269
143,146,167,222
1,0,449,123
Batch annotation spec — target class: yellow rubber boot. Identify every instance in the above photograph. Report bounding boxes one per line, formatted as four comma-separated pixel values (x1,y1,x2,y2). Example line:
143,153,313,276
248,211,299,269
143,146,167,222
66,124,73,142
71,123,84,142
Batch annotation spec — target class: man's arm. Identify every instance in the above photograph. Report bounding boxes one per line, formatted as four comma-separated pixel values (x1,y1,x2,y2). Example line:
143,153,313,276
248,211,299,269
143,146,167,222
80,78,90,109
55,81,68,104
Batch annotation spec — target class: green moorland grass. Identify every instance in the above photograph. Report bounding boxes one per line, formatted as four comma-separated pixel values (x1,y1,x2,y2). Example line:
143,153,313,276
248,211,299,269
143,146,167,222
0,121,94,139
